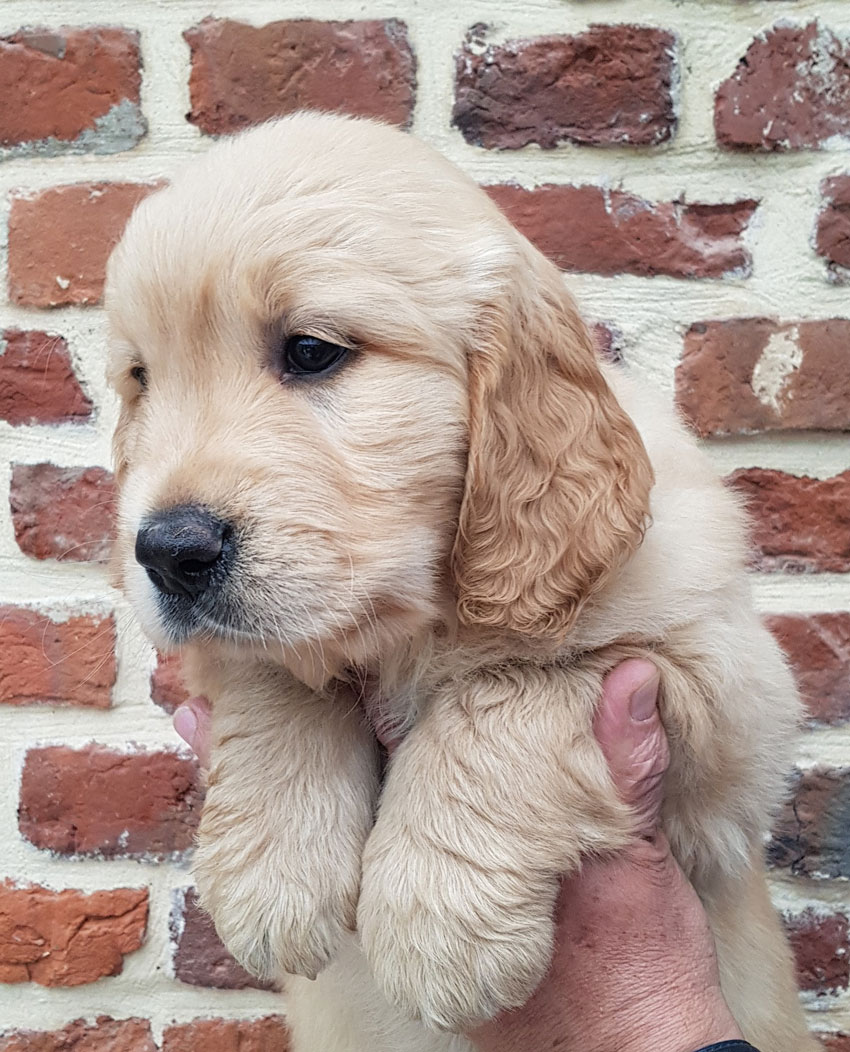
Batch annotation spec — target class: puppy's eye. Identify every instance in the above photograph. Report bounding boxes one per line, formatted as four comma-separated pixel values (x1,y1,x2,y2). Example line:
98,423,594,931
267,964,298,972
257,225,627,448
283,335,347,376
130,365,148,390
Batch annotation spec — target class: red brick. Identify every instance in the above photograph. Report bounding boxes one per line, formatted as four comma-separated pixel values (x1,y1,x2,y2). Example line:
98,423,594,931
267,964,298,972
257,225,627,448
10,464,115,563
816,176,850,275
785,909,849,994
716,21,850,151
151,653,189,715
454,24,676,149
766,614,850,726
487,184,756,279
19,747,201,859
0,607,115,709
0,27,144,155
171,888,272,991
185,18,415,135
769,767,850,879
676,319,850,436
8,182,160,308
727,469,850,573
0,882,147,986
822,1036,850,1051
161,1018,290,1052
0,1018,155,1052
0,330,91,426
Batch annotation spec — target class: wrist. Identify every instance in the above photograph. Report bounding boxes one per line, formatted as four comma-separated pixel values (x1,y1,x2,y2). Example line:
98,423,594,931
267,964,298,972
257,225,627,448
567,983,742,1052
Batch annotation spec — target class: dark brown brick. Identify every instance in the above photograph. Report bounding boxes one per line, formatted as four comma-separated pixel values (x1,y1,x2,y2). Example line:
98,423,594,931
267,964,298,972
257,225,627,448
727,469,850,573
454,24,677,149
19,747,201,859
487,184,757,279
716,21,850,150
766,614,850,726
769,767,850,879
185,18,415,135
0,330,91,426
0,882,147,986
676,319,850,436
0,606,115,709
0,27,144,156
8,182,160,308
785,909,849,995
816,175,850,277
171,888,272,990
10,464,115,563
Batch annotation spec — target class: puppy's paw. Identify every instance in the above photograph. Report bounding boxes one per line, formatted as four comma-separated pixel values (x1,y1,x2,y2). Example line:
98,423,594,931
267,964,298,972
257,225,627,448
358,835,556,1031
194,817,358,981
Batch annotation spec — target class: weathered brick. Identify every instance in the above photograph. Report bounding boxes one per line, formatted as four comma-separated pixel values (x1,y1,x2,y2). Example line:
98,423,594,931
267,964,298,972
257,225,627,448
8,182,160,308
171,888,272,990
0,1019,154,1052
185,18,415,135
769,767,850,879
767,614,850,726
0,607,115,709
0,27,144,156
716,21,850,151
19,747,201,859
0,330,91,426
10,464,115,563
454,24,676,149
487,185,757,279
816,175,850,277
0,882,147,986
727,469,850,573
785,909,849,994
151,652,189,715
161,1018,290,1052
676,319,850,436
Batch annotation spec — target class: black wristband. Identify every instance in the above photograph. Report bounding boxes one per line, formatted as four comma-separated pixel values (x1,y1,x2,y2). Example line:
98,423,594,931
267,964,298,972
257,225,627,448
695,1044,761,1052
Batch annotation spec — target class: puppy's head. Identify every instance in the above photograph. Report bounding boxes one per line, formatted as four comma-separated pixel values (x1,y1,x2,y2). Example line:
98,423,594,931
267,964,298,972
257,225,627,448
106,113,651,679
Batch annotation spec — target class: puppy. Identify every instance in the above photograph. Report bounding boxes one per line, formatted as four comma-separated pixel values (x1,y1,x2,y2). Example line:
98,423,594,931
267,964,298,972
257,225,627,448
106,113,817,1052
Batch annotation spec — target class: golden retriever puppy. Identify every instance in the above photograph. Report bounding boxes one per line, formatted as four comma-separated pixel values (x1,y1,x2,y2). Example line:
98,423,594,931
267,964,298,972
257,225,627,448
106,113,817,1052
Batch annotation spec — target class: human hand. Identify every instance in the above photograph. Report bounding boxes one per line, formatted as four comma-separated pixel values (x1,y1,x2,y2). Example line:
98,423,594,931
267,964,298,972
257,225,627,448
469,659,742,1052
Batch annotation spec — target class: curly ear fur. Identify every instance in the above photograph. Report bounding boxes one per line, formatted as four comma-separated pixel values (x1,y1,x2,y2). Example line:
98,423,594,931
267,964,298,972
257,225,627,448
453,245,654,642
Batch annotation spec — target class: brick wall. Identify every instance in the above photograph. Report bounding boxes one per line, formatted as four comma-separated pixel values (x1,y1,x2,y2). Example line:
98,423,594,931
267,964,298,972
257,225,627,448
0,0,849,1045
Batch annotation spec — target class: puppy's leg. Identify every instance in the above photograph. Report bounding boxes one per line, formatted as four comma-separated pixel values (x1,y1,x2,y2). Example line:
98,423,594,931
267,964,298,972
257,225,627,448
190,658,379,981
358,663,630,1031
704,861,819,1052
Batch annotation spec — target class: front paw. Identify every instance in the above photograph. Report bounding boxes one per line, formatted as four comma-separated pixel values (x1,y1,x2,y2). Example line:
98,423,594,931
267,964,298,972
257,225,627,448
358,833,557,1030
194,814,359,982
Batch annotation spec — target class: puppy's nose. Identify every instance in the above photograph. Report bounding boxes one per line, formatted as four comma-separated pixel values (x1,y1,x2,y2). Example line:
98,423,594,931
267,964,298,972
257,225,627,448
135,505,229,598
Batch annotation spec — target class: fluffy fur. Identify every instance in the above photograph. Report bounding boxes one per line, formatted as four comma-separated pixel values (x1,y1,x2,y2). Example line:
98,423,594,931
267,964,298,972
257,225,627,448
106,113,817,1051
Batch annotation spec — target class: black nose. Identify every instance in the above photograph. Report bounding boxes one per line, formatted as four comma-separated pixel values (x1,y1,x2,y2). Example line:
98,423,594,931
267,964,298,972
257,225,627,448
135,505,229,598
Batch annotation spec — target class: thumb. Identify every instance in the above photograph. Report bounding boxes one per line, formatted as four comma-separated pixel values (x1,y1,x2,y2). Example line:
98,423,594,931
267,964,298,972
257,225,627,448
593,659,668,838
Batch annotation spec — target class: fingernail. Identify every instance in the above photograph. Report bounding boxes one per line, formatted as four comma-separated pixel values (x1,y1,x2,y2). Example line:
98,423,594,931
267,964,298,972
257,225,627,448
173,705,197,747
629,671,660,721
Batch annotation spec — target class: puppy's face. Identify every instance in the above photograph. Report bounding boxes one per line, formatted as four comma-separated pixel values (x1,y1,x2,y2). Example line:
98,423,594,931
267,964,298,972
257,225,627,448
106,116,505,675
106,115,652,679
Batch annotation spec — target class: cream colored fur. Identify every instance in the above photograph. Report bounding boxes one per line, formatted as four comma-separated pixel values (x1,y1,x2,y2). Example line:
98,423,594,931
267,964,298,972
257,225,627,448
105,113,817,1051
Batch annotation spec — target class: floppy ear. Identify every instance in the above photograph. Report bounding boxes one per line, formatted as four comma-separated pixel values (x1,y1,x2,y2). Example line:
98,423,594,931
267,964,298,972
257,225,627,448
452,246,653,642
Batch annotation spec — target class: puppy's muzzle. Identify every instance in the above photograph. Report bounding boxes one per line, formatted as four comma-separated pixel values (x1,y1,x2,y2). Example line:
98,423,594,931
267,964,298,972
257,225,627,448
135,504,231,599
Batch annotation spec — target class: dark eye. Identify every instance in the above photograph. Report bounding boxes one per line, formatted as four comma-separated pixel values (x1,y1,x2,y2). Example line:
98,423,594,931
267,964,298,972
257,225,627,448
130,365,148,389
282,335,347,376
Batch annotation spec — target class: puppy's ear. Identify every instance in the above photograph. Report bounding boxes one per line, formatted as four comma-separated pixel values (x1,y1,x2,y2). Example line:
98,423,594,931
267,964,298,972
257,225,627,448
452,246,653,641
